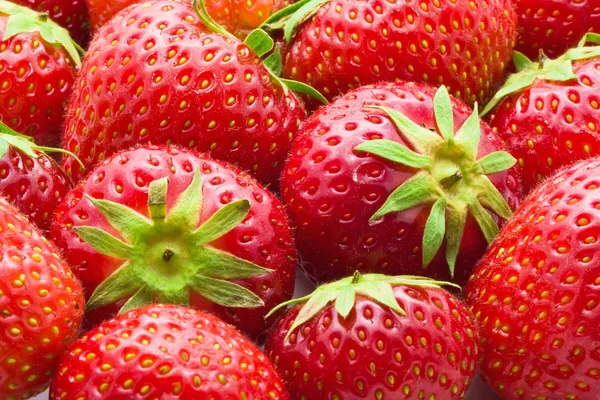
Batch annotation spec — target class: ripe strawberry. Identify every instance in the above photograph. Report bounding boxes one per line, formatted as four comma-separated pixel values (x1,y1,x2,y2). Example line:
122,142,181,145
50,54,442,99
11,0,90,46
514,0,600,59
62,0,307,188
465,157,600,400
51,145,297,338
0,197,84,399
262,0,517,107
0,1,83,148
281,82,521,286
265,273,479,399
50,304,289,399
483,33,600,195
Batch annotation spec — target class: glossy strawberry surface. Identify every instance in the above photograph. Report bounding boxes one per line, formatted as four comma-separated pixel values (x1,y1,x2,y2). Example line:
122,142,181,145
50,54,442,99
51,304,289,399
466,157,600,400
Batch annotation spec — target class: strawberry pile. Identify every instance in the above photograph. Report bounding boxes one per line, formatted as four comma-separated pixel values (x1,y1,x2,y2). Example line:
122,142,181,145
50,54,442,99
0,0,597,399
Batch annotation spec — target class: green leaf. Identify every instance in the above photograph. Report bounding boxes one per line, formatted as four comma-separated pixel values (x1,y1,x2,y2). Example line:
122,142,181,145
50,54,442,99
192,0,232,37
192,200,251,245
282,0,331,43
578,32,600,46
543,59,578,81
86,195,152,244
265,293,313,318
159,288,190,307
444,207,467,278
285,286,338,339
2,134,37,158
468,198,499,244
244,29,274,57
335,285,355,319
433,86,455,142
119,285,157,314
3,13,38,39
454,103,481,158
86,263,141,311
166,170,203,231
422,197,447,269
260,0,313,29
279,78,328,104
197,246,272,279
49,24,82,65
355,281,405,316
368,106,443,154
263,43,283,76
481,72,537,116
355,139,432,169
371,172,440,221
0,138,8,159
74,226,135,260
478,151,517,174
513,51,533,72
476,177,513,220
190,276,264,308
148,177,169,220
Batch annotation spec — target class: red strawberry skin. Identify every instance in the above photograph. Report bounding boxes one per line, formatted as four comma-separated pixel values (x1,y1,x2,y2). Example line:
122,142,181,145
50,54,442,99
514,0,600,59
266,285,479,399
50,304,289,399
0,14,77,147
63,0,305,187
282,0,517,107
281,81,521,286
465,158,600,400
51,145,297,338
0,147,71,231
12,0,90,46
488,58,600,194
0,198,84,399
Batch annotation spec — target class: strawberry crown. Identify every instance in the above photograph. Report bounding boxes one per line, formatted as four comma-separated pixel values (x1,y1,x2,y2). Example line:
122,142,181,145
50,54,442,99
482,33,600,116
260,0,330,43
268,271,459,340
0,0,84,65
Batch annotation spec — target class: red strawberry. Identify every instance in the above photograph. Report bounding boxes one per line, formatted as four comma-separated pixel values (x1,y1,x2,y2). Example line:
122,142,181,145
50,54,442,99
62,0,307,188
465,157,600,400
265,273,479,399
0,197,84,399
281,81,521,286
514,0,600,59
11,0,90,46
50,304,289,399
0,1,83,148
262,0,517,107
51,145,297,338
483,33,600,195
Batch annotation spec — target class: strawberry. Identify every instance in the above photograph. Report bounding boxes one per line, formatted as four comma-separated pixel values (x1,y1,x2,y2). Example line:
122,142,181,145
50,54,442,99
50,304,289,399
0,1,83,148
483,33,600,195
265,273,479,399
281,82,521,286
0,197,84,399
51,145,297,338
514,0,600,59
465,157,600,400
261,0,517,107
11,0,90,46
62,0,310,188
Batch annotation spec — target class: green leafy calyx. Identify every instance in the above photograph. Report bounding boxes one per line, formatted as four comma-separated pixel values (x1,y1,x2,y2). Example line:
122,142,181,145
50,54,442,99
482,32,600,116
76,170,272,314
260,0,330,43
354,85,516,277
269,272,458,340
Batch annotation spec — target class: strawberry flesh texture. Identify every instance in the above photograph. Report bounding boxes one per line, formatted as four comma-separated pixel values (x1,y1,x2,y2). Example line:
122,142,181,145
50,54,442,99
0,198,84,399
50,304,289,399
466,158,600,400
488,58,600,195
514,0,600,60
281,81,521,286
266,285,479,399
282,0,517,107
63,0,305,188
51,145,297,338
0,17,77,147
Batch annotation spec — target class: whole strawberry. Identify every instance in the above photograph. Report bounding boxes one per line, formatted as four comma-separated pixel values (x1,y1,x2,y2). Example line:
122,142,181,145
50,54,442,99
0,197,84,399
62,0,306,187
0,1,82,148
262,0,517,107
266,273,479,399
51,145,297,338
514,0,600,59
281,82,521,286
11,0,90,46
50,304,289,399
466,157,600,400
484,33,600,194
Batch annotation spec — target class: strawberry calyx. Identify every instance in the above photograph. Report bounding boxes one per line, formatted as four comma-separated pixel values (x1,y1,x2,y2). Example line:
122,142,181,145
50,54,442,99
76,170,273,314
482,32,600,116
0,0,84,65
260,0,329,43
354,86,516,277
268,271,459,340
